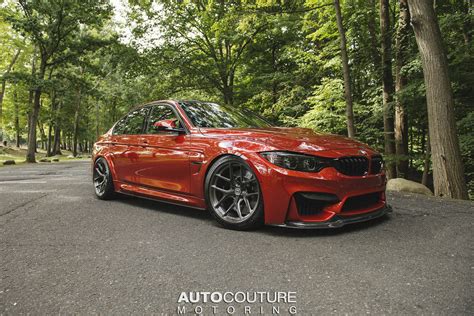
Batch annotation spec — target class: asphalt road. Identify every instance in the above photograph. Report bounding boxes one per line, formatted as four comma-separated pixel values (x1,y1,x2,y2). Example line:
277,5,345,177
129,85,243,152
1,161,473,315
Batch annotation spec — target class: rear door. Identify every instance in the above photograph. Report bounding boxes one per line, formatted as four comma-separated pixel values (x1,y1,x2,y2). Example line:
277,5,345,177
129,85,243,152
135,104,191,194
109,107,150,184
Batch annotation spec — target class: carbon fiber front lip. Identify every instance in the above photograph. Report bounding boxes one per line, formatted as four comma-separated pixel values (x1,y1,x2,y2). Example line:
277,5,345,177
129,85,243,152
272,205,393,229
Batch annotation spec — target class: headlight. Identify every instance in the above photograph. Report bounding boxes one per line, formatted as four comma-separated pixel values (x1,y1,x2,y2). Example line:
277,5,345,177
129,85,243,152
260,151,332,172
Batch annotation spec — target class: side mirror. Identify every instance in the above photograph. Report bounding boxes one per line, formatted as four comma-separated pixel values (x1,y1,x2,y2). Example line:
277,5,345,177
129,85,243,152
153,120,186,134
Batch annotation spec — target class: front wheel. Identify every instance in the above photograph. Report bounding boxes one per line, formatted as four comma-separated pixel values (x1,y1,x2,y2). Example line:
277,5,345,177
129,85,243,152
93,157,117,200
205,156,264,230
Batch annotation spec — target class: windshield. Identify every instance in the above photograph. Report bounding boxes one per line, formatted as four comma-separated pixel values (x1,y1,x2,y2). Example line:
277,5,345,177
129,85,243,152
179,101,272,128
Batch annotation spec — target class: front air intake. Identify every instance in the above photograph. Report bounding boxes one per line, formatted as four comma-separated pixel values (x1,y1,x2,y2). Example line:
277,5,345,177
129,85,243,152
342,192,381,212
294,192,339,216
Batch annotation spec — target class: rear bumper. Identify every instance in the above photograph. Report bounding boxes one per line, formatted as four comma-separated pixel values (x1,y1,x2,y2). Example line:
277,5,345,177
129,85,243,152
271,204,392,229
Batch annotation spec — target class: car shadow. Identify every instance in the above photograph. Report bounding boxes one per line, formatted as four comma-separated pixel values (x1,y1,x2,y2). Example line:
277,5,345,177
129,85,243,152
116,194,392,236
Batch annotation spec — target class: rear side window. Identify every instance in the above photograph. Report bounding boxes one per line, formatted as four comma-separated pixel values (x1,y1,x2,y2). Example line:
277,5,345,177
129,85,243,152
113,107,150,135
113,117,127,135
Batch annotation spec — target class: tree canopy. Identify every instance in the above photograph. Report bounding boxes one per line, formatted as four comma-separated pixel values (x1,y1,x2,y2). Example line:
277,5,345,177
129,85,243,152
0,0,472,199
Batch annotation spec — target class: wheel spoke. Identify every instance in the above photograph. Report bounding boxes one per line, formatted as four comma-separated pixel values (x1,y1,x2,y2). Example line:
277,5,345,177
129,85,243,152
95,178,105,189
244,196,252,213
98,163,106,174
214,193,230,208
222,200,236,217
235,199,243,219
229,162,233,180
211,185,232,194
246,192,258,197
95,167,104,177
215,173,230,182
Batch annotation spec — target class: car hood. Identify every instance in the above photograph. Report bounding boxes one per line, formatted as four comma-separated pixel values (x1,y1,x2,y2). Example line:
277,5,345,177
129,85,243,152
198,127,376,155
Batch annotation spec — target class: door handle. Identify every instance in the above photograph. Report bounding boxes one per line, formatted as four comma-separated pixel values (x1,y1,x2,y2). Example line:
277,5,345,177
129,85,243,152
140,139,149,147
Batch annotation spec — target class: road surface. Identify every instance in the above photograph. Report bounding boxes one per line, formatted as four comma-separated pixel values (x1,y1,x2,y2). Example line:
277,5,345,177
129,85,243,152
1,161,473,314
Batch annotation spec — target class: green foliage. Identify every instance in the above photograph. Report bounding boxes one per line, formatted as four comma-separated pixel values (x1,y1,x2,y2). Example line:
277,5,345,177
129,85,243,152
0,0,472,196
458,112,474,198
299,78,347,134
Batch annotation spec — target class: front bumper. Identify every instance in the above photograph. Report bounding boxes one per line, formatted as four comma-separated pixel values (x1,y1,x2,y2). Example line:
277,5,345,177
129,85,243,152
247,151,388,225
272,204,392,229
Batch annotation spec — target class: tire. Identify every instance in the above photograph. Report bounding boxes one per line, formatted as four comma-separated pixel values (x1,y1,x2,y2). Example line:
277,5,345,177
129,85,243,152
93,157,117,200
205,155,264,230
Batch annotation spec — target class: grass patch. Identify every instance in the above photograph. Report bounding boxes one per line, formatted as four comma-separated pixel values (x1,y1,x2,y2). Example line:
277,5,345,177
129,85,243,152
0,146,91,166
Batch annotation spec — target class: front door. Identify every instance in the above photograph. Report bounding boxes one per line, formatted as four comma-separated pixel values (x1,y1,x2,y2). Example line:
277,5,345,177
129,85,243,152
134,104,191,194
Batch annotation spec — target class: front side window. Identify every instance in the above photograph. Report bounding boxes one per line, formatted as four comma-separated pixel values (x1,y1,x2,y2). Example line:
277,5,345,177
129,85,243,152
145,105,182,134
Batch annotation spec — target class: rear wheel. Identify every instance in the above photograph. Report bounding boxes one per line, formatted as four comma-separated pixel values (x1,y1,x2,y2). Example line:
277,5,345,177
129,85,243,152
93,157,116,200
205,156,264,230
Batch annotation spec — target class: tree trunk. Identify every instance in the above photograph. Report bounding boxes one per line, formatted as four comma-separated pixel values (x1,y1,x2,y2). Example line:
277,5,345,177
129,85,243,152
26,48,37,147
459,0,471,44
37,119,46,150
0,49,21,142
47,123,52,156
271,43,279,105
95,99,100,140
221,71,234,106
367,0,381,72
380,0,397,178
334,0,355,138
46,91,57,156
422,131,431,186
52,127,61,156
52,101,62,156
26,56,45,163
73,88,82,157
408,0,468,199
13,89,20,147
394,0,410,178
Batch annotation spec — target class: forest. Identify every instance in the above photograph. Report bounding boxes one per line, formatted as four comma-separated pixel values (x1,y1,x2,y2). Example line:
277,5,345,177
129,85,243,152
0,0,472,199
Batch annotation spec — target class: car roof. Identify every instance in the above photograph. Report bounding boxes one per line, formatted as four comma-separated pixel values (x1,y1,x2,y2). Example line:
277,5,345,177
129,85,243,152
131,99,214,111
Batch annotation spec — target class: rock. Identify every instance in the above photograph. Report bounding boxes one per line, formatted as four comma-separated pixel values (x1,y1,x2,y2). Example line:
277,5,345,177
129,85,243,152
39,158,51,163
3,160,16,165
76,155,83,159
52,158,60,162
67,155,75,159
387,178,433,196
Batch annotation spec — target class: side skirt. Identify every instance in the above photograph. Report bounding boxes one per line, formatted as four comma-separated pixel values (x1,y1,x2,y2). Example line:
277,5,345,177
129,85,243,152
115,181,207,210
